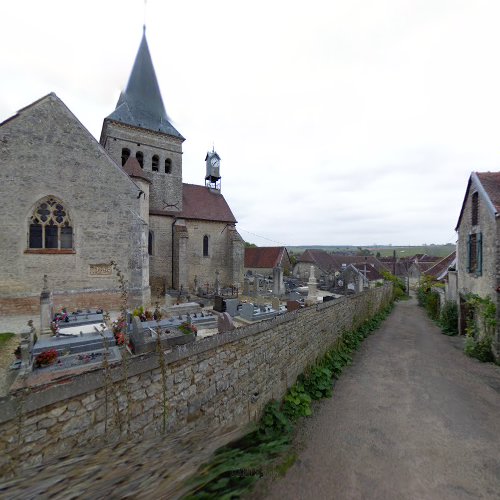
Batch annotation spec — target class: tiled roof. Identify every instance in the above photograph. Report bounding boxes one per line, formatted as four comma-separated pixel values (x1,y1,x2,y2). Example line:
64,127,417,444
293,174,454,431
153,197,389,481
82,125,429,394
151,184,236,223
244,247,287,269
298,250,389,274
425,252,456,280
456,171,500,230
476,172,500,212
122,157,151,183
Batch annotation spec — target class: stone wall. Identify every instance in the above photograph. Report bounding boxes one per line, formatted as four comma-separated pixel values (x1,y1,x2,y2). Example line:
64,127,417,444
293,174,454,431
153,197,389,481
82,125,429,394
0,285,392,473
149,217,244,296
100,120,184,213
0,94,150,310
456,177,496,301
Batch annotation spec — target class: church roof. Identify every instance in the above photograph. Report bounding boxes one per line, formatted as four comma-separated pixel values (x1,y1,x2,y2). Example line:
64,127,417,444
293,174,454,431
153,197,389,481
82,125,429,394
106,29,184,139
122,157,151,183
150,183,237,223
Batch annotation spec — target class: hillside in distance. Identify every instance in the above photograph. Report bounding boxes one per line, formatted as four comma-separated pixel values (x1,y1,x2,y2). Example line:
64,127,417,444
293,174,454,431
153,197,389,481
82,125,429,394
287,244,455,258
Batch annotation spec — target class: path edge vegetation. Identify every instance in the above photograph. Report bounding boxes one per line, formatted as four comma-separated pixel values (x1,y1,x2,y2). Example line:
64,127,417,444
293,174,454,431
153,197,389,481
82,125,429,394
417,275,498,364
182,300,395,499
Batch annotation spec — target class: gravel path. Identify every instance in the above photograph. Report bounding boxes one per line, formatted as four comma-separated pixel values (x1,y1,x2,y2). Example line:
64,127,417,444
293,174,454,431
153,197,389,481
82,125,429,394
264,297,500,500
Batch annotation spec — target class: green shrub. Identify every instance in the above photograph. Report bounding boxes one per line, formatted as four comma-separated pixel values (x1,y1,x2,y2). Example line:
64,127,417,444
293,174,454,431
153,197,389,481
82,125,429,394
464,336,495,363
282,383,312,420
425,290,440,321
439,301,458,335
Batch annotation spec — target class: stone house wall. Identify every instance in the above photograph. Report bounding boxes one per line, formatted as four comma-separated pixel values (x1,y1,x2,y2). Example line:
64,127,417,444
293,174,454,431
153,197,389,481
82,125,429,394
456,181,497,301
0,285,392,472
0,94,150,314
293,262,323,281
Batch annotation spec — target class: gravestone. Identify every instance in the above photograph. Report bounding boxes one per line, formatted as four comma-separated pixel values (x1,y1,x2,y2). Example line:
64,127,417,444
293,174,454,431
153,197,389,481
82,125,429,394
240,302,255,321
40,275,53,335
218,312,235,333
305,265,318,306
288,291,302,301
214,270,221,295
225,298,239,317
243,278,249,295
19,326,33,374
272,267,284,296
271,297,280,311
213,295,226,313
164,294,174,307
130,316,145,350
287,300,301,312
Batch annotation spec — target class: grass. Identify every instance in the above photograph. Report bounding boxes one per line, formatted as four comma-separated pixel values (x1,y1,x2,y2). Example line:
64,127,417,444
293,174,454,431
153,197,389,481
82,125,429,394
0,332,16,348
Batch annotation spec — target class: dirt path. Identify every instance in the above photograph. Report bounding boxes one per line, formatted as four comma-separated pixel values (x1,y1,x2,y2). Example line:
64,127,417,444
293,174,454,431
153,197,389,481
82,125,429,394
264,297,500,500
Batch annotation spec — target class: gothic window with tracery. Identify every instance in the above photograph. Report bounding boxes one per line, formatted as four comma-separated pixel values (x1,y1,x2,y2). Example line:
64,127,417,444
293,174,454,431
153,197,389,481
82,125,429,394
28,197,73,250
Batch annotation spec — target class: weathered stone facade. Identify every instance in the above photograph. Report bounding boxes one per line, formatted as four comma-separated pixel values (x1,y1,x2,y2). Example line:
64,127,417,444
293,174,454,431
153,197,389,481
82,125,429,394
0,94,150,314
0,286,392,473
0,31,244,313
456,172,500,356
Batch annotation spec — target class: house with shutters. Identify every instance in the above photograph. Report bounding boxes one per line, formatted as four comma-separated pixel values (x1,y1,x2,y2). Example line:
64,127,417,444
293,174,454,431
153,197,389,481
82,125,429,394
455,172,500,357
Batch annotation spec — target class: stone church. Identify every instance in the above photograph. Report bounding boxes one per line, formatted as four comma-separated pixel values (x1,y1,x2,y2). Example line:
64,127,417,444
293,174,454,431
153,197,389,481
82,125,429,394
0,30,244,315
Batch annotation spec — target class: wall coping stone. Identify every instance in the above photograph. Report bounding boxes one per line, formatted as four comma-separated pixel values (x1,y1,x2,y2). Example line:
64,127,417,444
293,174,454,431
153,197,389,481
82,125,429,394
0,286,390,425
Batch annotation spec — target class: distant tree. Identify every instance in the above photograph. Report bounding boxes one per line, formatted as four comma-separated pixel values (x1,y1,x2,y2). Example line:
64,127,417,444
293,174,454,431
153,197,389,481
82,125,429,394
244,242,257,248
357,247,372,256
376,251,381,258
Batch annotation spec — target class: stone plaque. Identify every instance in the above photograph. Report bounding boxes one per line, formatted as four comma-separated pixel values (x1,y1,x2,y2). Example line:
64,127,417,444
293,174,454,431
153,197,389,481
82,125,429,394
89,264,112,277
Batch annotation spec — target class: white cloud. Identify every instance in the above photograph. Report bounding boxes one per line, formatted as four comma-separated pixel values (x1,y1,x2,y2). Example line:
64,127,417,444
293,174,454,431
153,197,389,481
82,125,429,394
1,0,500,246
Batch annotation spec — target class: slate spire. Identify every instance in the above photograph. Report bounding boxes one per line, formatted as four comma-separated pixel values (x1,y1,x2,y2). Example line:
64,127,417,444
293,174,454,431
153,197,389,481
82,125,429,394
106,28,183,139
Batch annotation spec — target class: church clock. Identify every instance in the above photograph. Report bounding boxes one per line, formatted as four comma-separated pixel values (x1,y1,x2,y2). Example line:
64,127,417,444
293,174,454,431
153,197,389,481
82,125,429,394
205,149,221,190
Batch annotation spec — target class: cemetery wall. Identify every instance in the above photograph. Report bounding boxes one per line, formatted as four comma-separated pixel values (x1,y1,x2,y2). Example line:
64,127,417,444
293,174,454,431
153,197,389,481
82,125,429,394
0,285,392,472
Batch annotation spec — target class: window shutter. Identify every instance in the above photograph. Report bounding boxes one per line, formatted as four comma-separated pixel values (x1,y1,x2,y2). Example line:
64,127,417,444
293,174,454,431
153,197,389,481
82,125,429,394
477,232,482,276
466,234,471,273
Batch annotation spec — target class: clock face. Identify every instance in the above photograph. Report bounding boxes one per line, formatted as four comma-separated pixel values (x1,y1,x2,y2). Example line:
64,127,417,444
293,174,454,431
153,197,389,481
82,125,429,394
210,157,219,168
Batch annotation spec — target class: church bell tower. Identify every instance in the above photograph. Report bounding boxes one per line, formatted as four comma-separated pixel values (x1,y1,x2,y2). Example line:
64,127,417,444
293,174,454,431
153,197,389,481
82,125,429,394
205,149,221,191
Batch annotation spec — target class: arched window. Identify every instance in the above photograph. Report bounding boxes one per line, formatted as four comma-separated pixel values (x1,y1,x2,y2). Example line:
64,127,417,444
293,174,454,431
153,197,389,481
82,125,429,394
165,158,172,174
136,151,144,168
152,155,159,172
148,231,154,256
121,148,130,166
28,197,73,251
203,235,209,257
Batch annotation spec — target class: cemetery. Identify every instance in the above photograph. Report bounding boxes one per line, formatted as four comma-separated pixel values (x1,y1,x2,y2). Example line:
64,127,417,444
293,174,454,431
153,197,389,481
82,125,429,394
3,265,341,394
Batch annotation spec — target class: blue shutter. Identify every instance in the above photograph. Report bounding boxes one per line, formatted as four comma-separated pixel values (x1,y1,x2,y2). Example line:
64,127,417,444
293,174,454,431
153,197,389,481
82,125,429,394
477,232,482,276
466,234,471,273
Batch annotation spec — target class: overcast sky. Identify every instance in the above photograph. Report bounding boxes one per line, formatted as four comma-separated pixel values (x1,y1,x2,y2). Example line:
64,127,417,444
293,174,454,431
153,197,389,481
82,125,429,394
2,0,500,246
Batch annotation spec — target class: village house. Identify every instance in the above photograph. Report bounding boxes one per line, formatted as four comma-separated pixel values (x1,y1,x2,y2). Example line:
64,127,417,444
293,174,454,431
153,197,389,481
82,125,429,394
293,249,389,286
0,29,244,314
244,246,292,277
455,172,500,357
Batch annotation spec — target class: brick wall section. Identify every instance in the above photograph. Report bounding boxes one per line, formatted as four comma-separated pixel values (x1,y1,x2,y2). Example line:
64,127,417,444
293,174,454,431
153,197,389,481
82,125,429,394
0,291,123,316
0,285,392,471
